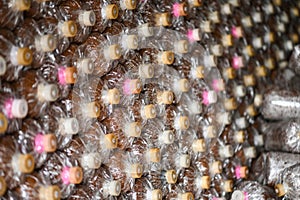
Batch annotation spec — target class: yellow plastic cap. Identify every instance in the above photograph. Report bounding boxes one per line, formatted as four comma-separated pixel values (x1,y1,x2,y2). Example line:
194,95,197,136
61,21,77,37
0,113,8,134
17,154,35,173
105,4,119,19
69,167,83,184
17,47,33,66
104,133,118,149
0,177,6,197
39,185,61,200
165,170,177,184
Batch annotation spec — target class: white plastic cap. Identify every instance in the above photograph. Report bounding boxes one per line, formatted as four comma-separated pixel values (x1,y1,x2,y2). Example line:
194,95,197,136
0,56,6,76
209,11,220,23
252,12,262,23
108,180,121,196
79,10,96,26
161,130,175,144
81,153,101,169
139,64,154,79
104,44,121,61
77,58,94,74
235,117,248,129
35,34,57,52
277,23,285,32
217,112,232,125
264,4,274,14
204,55,216,67
189,101,202,114
285,40,293,51
37,84,59,102
123,35,139,50
148,189,162,200
220,145,234,158
234,85,246,97
243,146,256,158
61,118,79,135
241,16,252,27
276,49,285,60
253,37,262,49
280,12,289,23
174,40,189,54
254,135,264,146
203,125,216,139
11,99,28,118
231,190,245,200
229,0,239,7
221,4,232,15
124,122,141,137
139,23,153,37
200,21,212,33
179,154,190,168
211,44,223,56
177,79,190,92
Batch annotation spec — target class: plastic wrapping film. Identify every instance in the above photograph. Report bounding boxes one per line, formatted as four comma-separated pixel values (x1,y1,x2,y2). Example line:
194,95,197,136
263,119,300,154
231,181,278,200
14,70,59,118
1,0,300,199
11,172,61,200
16,118,57,168
250,152,300,187
275,164,300,199
73,25,225,145
0,91,28,133
0,0,31,30
0,135,35,190
261,89,300,120
288,44,300,75
39,151,83,198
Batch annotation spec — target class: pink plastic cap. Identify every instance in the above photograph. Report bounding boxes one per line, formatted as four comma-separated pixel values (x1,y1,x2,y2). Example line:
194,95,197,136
58,67,67,85
34,133,45,153
235,166,248,179
202,91,217,105
187,29,195,42
4,98,14,119
212,79,225,92
61,167,71,185
172,3,187,17
122,79,142,95
231,26,243,38
232,56,243,69
173,3,181,17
